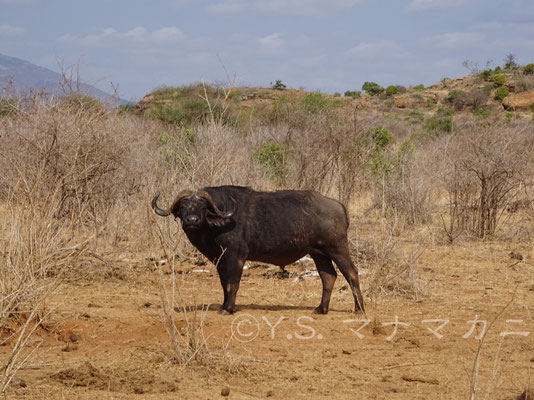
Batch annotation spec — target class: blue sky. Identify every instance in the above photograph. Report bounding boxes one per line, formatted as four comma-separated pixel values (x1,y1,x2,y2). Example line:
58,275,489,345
1,0,533,101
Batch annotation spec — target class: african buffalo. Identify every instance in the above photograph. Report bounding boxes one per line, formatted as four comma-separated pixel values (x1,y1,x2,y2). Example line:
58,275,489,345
152,186,364,315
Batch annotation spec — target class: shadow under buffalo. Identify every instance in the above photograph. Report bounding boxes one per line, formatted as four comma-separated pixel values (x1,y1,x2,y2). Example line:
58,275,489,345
176,303,317,313
176,303,356,313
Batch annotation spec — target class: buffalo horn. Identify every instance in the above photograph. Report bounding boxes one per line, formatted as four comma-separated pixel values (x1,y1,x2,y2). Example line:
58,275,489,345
151,190,194,217
196,189,234,218
151,193,170,216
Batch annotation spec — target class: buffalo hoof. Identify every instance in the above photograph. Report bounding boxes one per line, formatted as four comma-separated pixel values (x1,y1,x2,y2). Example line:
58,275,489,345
218,308,236,315
313,306,328,315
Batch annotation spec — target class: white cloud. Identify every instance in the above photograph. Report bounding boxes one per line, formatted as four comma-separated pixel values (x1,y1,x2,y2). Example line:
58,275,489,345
474,21,503,31
206,0,365,16
0,23,24,36
419,32,484,48
257,33,284,52
345,40,408,60
58,26,187,49
407,0,472,12
151,27,187,44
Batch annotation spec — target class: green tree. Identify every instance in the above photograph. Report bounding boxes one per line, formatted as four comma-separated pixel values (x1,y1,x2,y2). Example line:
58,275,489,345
385,85,399,96
271,80,287,90
362,81,384,96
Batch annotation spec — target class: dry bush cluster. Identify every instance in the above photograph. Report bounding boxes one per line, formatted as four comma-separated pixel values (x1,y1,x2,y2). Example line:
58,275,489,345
354,219,426,304
1,89,534,392
437,120,534,241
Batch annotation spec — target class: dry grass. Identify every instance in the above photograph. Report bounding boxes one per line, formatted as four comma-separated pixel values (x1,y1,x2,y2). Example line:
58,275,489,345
0,191,89,394
0,92,533,397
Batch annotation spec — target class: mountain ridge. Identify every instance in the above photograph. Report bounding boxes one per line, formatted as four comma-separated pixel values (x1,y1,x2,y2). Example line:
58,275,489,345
0,53,127,104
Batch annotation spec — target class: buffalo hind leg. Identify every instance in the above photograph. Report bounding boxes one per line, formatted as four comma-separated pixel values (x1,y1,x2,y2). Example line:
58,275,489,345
329,246,365,313
311,254,337,314
217,256,244,315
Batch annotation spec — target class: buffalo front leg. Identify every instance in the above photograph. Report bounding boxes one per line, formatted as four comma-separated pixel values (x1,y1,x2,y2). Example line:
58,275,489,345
311,254,337,314
216,255,245,315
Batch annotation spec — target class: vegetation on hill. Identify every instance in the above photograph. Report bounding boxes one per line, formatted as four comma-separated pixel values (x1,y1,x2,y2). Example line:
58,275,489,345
130,60,534,133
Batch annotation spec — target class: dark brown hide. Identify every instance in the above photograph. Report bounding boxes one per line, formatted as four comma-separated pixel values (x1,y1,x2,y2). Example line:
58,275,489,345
151,186,364,315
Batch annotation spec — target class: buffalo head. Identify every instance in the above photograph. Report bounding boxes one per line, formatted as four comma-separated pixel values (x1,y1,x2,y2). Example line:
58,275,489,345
151,190,234,231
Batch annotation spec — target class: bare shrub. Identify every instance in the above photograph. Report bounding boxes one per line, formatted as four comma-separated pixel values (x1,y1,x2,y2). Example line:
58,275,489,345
150,221,248,374
157,264,211,365
437,120,534,241
449,89,489,111
156,263,248,374
0,97,157,231
371,140,436,226
274,111,379,203
356,219,425,303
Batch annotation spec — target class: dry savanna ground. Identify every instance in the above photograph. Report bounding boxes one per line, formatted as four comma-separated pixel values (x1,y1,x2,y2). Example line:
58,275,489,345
2,208,533,399
1,76,534,399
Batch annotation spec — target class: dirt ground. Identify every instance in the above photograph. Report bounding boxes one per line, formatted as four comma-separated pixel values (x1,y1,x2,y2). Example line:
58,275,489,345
2,223,533,399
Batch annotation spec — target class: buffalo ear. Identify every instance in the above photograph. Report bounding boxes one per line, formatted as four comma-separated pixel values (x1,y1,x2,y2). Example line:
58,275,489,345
206,212,227,227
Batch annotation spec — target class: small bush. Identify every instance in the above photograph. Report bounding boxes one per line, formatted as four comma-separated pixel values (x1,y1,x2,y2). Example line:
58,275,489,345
372,126,393,149
148,105,187,125
473,108,491,118
491,73,506,86
437,107,455,116
483,83,495,93
449,89,488,111
344,90,361,99
523,63,534,75
253,141,290,183
413,84,425,91
362,81,384,96
447,90,464,102
301,92,339,113
494,86,510,101
385,85,400,96
405,110,424,121
271,80,287,90
424,116,453,136
480,69,493,81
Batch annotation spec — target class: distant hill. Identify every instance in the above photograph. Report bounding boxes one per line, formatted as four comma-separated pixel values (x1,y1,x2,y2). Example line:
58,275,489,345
0,53,127,104
135,67,534,128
